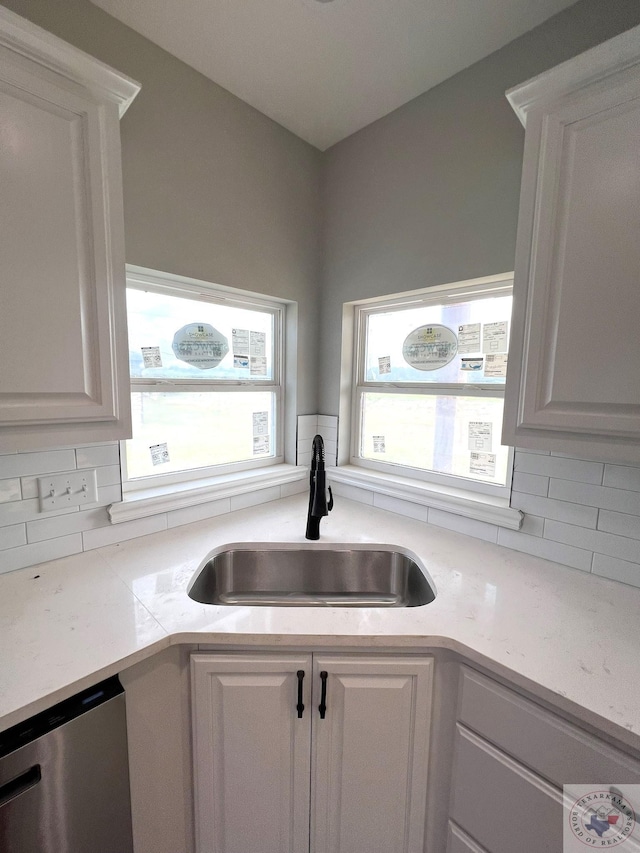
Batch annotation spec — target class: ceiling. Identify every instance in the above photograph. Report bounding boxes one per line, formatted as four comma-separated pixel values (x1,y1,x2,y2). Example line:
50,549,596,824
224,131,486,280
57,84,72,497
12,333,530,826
90,0,578,150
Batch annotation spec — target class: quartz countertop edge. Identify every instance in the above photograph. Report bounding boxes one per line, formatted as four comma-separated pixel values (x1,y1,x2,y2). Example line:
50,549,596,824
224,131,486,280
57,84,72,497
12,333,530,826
1,495,639,751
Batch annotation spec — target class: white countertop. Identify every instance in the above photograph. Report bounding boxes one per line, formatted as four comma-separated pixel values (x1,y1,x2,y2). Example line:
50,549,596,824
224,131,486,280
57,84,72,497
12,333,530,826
1,495,639,748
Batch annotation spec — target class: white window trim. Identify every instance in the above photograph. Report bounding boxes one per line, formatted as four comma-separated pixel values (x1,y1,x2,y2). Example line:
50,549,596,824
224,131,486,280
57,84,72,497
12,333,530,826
109,462,306,524
338,272,522,530
108,265,303,522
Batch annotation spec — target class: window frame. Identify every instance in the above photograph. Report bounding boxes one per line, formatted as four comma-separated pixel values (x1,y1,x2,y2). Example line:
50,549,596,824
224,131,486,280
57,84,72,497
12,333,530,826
121,267,285,493
350,275,514,499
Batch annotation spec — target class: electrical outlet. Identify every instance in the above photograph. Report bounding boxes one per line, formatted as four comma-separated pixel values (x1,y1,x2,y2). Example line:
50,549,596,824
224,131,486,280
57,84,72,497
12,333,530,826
38,470,98,511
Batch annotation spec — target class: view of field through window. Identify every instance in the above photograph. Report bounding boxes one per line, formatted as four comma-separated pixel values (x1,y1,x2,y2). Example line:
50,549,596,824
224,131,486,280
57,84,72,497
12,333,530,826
125,286,278,481
358,289,512,487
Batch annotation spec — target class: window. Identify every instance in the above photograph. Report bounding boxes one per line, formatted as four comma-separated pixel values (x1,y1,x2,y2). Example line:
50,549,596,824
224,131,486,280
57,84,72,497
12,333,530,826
122,268,284,491
351,275,513,498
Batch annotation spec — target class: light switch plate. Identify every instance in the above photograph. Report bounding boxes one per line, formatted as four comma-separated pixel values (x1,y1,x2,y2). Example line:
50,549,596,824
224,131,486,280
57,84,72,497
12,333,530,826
38,469,98,511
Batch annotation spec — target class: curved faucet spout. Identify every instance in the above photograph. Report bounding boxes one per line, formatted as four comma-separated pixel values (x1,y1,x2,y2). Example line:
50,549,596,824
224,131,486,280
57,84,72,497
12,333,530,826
305,435,334,540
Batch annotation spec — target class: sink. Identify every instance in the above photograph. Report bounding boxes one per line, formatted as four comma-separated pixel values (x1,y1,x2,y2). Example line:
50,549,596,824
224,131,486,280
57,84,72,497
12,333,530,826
187,543,436,607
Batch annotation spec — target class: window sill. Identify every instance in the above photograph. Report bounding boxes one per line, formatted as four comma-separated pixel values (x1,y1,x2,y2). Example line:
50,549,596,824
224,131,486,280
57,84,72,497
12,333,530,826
328,465,523,530
109,464,306,524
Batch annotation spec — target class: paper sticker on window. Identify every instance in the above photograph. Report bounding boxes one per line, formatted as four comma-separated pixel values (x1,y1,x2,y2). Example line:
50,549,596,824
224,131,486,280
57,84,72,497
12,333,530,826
402,324,457,371
250,356,267,376
485,353,508,377
482,321,508,353
373,435,386,453
150,443,170,466
234,354,249,369
250,331,266,357
378,356,391,375
253,411,268,436
468,422,492,452
457,323,481,354
232,328,250,354
141,346,162,368
461,357,483,372
172,323,229,369
253,435,270,455
470,452,496,477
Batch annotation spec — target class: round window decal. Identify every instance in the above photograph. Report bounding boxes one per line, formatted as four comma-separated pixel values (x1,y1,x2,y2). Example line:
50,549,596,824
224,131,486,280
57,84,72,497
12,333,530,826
402,324,458,371
172,323,229,369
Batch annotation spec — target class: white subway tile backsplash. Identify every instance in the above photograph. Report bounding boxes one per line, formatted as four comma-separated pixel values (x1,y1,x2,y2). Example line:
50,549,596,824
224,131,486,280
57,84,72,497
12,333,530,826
372,493,429,522
280,479,307,498
429,508,499,543
0,478,21,504
0,449,76,479
96,465,122,487
297,450,312,468
511,471,549,497
167,498,230,529
603,464,640,493
297,438,313,455
598,510,640,541
497,527,593,572
0,498,78,528
0,534,83,575
549,479,640,515
87,484,122,508
76,443,119,469
82,514,167,551
20,477,40,500
317,415,338,428
0,524,27,550
297,416,319,440
26,507,110,544
544,520,640,564
330,481,374,506
510,492,598,528
592,553,640,587
520,514,544,537
515,453,604,484
1,437,639,594
230,486,282,512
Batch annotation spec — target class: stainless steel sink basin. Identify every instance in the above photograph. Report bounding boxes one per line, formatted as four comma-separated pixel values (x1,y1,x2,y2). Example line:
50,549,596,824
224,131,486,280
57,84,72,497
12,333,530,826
187,543,436,607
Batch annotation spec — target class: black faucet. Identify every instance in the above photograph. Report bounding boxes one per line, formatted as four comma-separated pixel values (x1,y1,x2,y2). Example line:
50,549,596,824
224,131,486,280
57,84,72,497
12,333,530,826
305,434,334,540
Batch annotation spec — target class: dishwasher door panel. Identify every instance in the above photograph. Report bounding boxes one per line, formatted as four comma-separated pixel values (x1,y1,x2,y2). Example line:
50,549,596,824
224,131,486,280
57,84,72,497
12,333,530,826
0,693,133,853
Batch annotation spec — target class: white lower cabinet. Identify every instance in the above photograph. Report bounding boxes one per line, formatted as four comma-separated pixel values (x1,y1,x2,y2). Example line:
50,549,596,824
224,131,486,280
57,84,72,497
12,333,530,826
191,652,433,853
447,667,640,853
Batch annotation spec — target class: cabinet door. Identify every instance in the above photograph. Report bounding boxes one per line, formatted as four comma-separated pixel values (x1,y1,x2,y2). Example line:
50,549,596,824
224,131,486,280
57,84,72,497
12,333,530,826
0,10,137,451
503,28,640,460
191,653,312,853
310,655,432,853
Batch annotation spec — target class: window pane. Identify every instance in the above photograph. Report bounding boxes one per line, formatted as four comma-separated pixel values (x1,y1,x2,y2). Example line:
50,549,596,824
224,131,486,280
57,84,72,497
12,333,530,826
360,392,509,485
364,294,512,385
125,391,275,479
127,288,274,381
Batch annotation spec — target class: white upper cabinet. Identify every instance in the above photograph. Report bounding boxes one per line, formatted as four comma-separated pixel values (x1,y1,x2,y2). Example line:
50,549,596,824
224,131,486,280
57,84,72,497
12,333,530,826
502,25,640,461
0,8,139,452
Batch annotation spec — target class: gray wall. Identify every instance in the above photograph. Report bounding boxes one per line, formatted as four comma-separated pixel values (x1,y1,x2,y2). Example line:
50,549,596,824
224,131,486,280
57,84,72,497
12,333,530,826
319,0,640,414
2,0,322,416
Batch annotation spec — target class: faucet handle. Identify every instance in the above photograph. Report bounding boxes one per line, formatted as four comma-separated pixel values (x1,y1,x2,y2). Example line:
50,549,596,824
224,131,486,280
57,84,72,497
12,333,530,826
327,486,334,512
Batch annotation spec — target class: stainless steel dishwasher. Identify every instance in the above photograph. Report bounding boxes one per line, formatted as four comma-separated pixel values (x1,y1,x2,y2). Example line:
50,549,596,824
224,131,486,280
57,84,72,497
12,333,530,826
0,676,134,853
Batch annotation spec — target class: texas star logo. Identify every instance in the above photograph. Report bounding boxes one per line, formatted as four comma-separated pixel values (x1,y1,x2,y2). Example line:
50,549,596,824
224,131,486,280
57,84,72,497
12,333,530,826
569,790,635,847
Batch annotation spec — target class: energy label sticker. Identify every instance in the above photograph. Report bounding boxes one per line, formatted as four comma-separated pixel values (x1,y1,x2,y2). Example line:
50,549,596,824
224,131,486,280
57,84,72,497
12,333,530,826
468,422,492,452
141,346,162,368
470,452,496,478
373,436,386,453
378,356,391,375
150,443,170,466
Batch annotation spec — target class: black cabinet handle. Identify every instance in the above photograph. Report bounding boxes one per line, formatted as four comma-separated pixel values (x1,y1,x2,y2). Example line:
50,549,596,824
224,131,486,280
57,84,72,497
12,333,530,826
319,671,328,719
296,670,305,718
